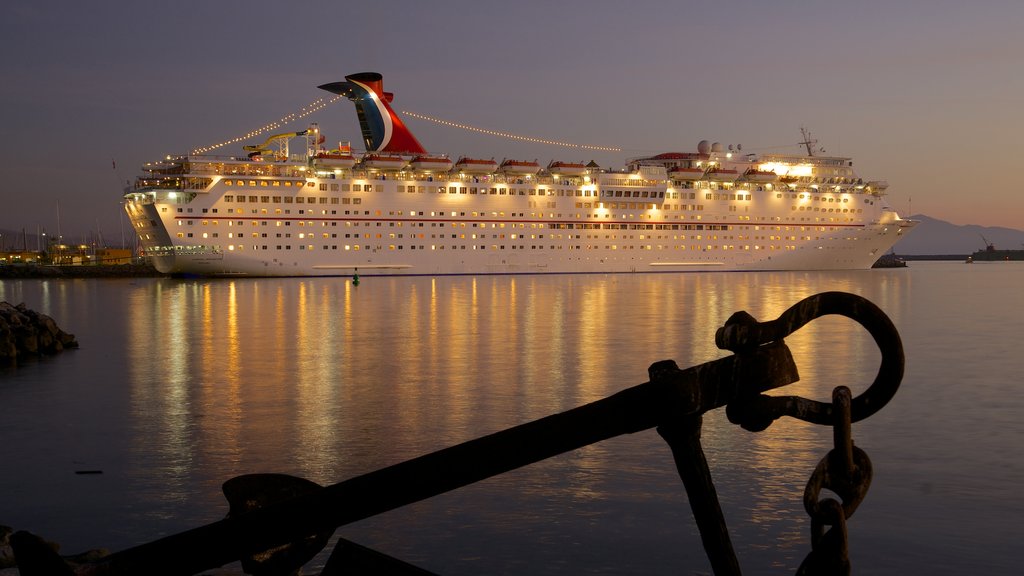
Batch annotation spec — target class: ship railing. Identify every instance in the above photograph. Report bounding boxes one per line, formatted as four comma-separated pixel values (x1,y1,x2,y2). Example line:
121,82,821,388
9,292,906,576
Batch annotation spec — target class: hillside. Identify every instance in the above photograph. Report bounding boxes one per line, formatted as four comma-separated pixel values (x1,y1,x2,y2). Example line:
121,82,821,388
893,215,1024,255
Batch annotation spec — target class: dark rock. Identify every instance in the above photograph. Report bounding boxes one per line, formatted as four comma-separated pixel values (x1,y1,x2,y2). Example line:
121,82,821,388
2,528,109,574
9,530,74,576
0,302,78,363
0,525,14,569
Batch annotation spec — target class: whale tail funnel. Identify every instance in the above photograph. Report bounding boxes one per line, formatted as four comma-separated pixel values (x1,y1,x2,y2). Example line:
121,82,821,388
319,72,426,155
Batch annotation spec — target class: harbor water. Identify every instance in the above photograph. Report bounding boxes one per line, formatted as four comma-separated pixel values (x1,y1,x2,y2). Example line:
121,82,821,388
1,262,1021,574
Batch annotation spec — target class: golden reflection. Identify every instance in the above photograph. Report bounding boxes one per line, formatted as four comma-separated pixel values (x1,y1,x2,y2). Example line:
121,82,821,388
120,271,909,533
124,280,196,501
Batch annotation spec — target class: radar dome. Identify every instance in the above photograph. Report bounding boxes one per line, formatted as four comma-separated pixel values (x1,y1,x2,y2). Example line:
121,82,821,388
697,140,711,154
711,142,723,153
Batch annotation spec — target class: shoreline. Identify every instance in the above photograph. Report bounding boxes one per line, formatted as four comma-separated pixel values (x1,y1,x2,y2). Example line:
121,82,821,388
0,263,165,279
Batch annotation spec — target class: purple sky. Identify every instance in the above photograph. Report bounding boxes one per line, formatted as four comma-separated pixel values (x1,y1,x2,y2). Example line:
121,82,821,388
2,0,1022,244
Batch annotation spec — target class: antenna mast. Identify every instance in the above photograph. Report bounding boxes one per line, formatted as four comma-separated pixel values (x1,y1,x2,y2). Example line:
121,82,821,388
799,127,818,156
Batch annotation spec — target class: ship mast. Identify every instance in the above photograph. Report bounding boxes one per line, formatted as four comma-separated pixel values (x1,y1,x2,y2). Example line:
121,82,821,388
799,127,818,156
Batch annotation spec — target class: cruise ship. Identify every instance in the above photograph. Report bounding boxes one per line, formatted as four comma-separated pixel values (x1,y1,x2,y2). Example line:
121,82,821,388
123,72,916,277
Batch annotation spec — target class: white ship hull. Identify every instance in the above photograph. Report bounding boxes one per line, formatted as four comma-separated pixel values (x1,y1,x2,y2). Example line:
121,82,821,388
125,165,915,277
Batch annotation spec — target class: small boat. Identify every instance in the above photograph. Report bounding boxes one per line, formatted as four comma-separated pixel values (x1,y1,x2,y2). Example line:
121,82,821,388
499,159,541,175
409,155,454,172
546,161,588,176
455,157,498,174
742,168,778,183
872,252,907,268
313,152,357,169
361,153,407,170
668,167,705,181
706,168,739,182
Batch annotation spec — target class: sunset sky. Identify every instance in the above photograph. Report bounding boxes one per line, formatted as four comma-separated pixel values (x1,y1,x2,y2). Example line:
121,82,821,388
2,0,1022,244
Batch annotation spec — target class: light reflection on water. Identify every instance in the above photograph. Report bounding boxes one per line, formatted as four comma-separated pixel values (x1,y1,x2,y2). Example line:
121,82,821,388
0,263,1021,575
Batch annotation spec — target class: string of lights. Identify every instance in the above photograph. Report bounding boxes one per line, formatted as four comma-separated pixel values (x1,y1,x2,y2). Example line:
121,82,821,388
190,95,344,155
401,111,622,152
189,96,622,155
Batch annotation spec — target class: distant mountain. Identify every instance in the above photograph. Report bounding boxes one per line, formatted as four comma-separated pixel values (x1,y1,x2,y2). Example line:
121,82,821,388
894,215,1024,255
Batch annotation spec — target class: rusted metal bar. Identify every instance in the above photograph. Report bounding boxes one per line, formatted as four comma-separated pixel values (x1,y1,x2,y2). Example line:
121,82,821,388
91,341,798,575
320,538,439,576
652,360,742,576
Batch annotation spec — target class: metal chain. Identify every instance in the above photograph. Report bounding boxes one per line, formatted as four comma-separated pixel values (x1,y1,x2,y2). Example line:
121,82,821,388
795,386,873,575
709,292,900,574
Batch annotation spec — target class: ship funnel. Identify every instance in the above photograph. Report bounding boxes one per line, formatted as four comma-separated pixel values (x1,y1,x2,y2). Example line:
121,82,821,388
320,72,426,154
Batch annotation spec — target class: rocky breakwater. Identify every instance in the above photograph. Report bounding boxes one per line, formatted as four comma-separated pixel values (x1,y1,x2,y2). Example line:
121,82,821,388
0,302,78,363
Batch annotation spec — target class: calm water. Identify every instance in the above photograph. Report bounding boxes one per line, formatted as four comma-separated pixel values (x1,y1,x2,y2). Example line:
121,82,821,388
1,262,1021,575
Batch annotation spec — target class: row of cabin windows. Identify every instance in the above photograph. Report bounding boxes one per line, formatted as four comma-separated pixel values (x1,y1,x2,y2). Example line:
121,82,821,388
186,242,804,252
174,218,848,234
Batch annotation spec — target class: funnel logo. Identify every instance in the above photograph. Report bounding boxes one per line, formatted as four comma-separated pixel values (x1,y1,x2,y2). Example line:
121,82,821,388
319,72,426,155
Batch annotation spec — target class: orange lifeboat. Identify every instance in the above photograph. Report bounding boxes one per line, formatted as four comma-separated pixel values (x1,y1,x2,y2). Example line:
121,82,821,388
546,161,588,176
706,168,739,182
313,152,357,169
360,153,407,170
409,155,454,172
668,167,705,181
499,159,541,175
742,168,778,183
454,157,498,174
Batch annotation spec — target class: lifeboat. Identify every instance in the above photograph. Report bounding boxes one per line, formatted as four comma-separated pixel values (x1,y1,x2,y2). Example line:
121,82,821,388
499,159,541,175
668,167,705,181
455,157,498,174
313,152,357,169
410,155,454,172
706,168,739,182
360,153,407,170
742,168,778,183
546,161,588,176
865,180,889,192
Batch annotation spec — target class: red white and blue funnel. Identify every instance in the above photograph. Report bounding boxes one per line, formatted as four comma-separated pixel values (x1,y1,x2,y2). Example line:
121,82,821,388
319,72,426,155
